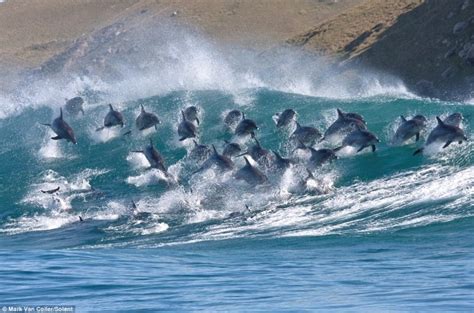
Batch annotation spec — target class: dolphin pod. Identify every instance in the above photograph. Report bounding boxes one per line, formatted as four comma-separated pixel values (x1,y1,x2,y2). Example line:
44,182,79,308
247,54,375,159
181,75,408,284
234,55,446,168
39,101,469,190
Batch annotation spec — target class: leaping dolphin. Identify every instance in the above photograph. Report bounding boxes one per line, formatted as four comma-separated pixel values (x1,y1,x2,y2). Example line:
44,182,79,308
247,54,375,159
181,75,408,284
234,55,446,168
234,157,268,186
189,140,212,161
235,114,258,137
223,140,242,158
275,109,297,128
136,104,161,131
132,138,168,173
322,108,367,143
178,110,198,141
41,108,77,144
183,106,200,125
65,97,85,116
96,104,124,131
272,150,294,170
195,144,234,173
392,115,427,145
224,109,243,127
335,128,380,153
291,121,322,146
414,117,468,155
238,136,271,166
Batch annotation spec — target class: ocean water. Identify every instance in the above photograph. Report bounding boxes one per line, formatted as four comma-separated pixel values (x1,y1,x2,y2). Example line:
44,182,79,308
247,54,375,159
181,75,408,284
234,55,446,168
0,88,473,311
0,21,473,311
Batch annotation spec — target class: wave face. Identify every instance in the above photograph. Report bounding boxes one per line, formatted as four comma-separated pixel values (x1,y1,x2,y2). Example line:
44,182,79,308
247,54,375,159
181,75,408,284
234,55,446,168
0,89,473,249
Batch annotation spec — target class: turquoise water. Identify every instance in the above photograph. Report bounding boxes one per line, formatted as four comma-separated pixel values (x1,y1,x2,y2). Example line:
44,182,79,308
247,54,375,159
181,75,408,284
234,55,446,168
0,88,473,311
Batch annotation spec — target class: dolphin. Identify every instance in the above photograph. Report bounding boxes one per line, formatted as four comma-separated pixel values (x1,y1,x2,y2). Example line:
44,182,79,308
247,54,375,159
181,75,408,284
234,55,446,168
392,115,427,145
239,136,271,165
136,104,161,131
41,108,77,144
414,117,468,155
322,109,367,143
306,146,338,168
235,114,258,137
196,144,234,173
189,140,212,161
132,138,168,173
294,168,316,193
272,150,293,170
96,104,124,131
276,109,297,128
335,128,380,153
291,121,322,146
65,97,85,116
222,140,242,158
337,109,366,124
41,186,60,194
234,157,268,186
224,109,243,127
444,113,463,127
184,106,200,125
178,110,198,141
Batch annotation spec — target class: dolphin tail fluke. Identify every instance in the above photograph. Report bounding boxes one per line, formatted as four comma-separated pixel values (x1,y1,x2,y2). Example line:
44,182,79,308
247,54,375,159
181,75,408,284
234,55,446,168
51,136,62,140
413,148,424,155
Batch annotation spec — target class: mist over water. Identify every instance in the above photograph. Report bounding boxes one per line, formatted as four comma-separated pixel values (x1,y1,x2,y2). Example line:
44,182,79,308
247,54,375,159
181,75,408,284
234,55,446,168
0,21,473,311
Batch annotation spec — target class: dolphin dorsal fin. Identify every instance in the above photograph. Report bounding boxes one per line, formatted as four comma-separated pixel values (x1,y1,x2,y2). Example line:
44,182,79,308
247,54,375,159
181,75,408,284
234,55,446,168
273,150,282,160
436,116,445,126
193,139,198,146
59,107,63,119
400,115,407,122
109,104,114,111
242,112,246,120
181,110,186,120
244,156,251,166
306,168,315,180
295,121,301,129
212,144,218,155
131,200,137,209
140,104,145,113
337,108,344,118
